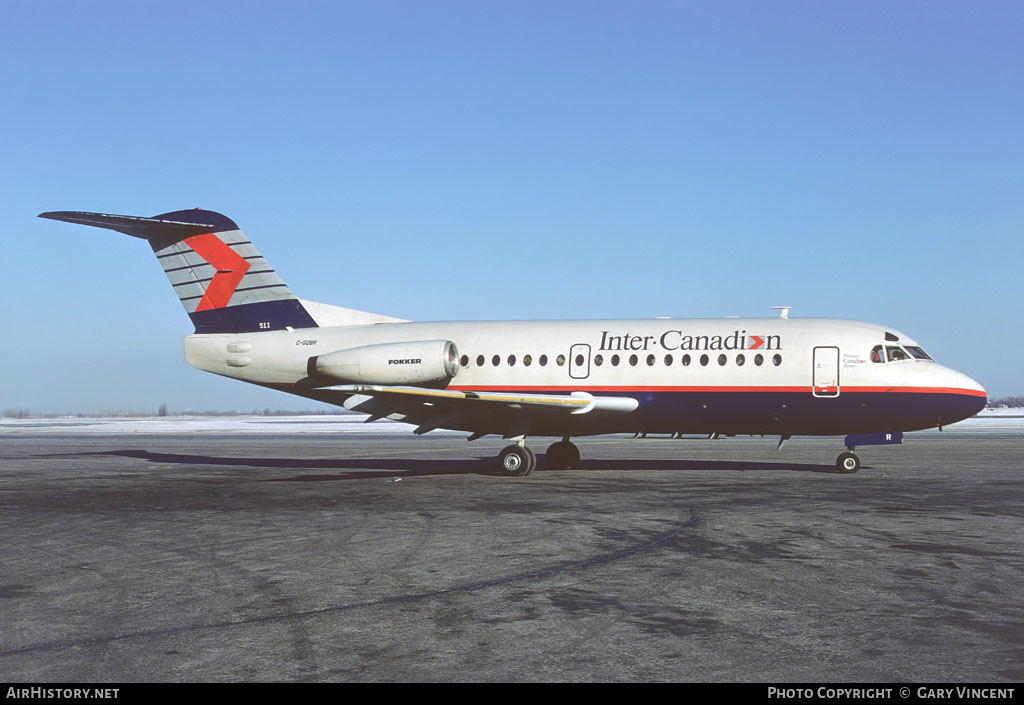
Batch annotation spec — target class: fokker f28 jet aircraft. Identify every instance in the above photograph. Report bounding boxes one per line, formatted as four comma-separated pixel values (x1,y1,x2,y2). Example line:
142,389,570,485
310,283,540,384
40,209,987,476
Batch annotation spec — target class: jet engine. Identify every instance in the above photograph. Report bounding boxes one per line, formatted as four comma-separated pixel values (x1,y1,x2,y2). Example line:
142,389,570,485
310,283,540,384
310,340,460,385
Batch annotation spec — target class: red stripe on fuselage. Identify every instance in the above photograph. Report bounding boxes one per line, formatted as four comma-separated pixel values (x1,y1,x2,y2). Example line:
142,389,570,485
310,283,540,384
445,385,986,396
184,233,251,311
845,386,986,396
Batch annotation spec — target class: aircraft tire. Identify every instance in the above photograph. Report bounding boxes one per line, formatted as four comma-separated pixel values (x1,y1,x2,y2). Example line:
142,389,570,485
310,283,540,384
836,451,861,474
545,440,581,470
524,445,537,474
499,445,535,476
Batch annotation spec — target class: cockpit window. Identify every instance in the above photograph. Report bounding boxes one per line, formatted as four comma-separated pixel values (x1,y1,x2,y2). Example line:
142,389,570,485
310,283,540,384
886,346,910,362
873,344,931,362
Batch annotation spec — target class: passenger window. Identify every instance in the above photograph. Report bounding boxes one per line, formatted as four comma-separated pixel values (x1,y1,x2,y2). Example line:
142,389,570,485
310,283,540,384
736,354,745,366
476,355,485,367
700,354,709,367
772,354,782,366
492,355,500,366
681,354,691,367
507,354,516,366
718,354,727,366
539,355,548,367
646,354,655,366
664,354,673,366
611,354,620,366
594,354,603,366
523,354,532,367
460,355,469,367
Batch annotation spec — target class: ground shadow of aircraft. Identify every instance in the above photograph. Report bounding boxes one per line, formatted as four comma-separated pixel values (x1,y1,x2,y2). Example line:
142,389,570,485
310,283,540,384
45,449,842,480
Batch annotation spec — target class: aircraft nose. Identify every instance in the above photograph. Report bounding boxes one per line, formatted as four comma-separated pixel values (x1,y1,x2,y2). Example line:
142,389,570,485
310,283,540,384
944,368,987,424
956,371,987,397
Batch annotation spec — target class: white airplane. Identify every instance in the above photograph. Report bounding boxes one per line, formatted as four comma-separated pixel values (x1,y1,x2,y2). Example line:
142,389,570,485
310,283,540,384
40,208,987,475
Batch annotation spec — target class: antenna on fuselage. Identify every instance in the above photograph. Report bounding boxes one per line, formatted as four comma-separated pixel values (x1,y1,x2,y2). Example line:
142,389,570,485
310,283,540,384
771,306,791,319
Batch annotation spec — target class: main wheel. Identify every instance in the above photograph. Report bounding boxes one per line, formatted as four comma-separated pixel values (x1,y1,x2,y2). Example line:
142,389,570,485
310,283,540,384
498,445,536,476
836,451,861,474
545,440,581,470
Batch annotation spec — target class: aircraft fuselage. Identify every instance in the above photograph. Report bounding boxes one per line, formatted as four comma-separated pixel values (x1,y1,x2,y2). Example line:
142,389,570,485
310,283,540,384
184,316,986,437
41,207,987,475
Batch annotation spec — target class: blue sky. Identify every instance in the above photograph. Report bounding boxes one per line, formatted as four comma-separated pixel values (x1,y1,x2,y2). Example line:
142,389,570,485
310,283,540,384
2,1,1021,412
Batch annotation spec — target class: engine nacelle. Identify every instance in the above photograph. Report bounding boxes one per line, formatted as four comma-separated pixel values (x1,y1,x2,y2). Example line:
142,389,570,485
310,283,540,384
311,340,460,385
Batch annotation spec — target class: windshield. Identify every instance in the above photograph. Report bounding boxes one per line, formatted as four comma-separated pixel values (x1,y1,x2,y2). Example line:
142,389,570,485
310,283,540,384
886,346,910,362
872,344,932,362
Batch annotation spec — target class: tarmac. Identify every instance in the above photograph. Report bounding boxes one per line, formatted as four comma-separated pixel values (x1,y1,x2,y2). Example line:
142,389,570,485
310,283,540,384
0,425,1021,682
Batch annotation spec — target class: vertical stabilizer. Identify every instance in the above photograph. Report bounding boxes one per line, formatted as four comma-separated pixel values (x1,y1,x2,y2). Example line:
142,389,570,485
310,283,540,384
39,208,318,334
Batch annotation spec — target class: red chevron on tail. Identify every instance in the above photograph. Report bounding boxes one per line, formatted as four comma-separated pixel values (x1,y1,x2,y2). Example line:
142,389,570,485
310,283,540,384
184,233,252,311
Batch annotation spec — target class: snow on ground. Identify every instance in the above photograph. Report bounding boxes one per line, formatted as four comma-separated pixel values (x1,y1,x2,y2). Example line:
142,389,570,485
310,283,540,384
975,407,1024,417
954,408,1024,428
2,410,1021,434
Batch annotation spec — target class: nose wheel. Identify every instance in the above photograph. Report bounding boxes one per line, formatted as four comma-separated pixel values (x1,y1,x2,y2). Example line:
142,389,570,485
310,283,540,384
836,451,861,473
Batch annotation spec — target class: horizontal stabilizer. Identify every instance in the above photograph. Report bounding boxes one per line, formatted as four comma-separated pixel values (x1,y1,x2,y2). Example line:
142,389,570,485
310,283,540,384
38,210,231,243
40,207,402,333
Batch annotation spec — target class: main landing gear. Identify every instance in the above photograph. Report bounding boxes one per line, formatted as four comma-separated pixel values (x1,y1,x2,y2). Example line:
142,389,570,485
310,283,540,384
497,437,580,476
498,443,536,476
545,439,581,470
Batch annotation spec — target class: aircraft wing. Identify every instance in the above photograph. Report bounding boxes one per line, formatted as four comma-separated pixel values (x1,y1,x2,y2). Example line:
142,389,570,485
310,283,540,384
327,384,638,436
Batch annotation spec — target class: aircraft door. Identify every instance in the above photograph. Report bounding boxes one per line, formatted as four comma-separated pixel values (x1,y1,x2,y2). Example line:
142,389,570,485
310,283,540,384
812,346,840,398
569,343,591,379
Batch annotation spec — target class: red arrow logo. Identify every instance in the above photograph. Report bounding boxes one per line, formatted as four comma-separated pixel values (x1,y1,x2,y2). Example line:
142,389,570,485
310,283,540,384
184,233,251,311
748,335,765,349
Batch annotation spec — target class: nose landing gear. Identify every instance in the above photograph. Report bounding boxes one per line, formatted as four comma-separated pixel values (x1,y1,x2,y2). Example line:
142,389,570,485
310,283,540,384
836,450,861,473
836,432,901,474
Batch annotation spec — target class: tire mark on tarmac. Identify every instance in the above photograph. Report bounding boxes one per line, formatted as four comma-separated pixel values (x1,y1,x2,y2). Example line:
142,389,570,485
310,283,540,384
0,510,696,658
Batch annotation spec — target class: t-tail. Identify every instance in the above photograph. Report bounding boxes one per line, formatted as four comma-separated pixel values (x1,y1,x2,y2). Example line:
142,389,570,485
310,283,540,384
39,209,403,334
40,209,315,334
